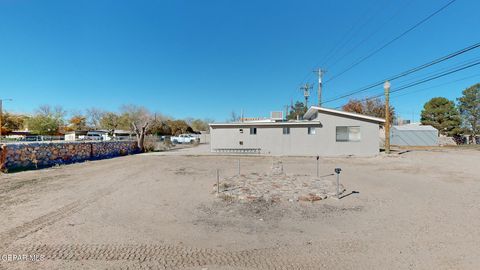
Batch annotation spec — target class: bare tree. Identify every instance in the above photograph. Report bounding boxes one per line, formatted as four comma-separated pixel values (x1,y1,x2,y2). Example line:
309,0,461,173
121,104,152,151
132,121,149,152
36,105,66,119
228,111,240,122
86,107,105,129
120,104,150,129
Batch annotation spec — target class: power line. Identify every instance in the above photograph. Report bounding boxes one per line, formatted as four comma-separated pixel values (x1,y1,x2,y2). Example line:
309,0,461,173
390,60,480,94
326,0,415,70
326,0,458,83
394,56,480,85
392,73,480,98
320,0,384,68
334,59,480,109
322,41,480,105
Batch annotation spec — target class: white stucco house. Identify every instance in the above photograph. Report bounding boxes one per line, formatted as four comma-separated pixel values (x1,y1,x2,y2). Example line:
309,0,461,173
209,106,385,156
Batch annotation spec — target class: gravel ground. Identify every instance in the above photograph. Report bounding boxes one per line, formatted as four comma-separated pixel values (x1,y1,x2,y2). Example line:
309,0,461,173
0,146,479,269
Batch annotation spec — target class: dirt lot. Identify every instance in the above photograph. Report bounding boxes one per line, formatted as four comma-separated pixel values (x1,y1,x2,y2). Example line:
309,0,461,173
0,146,479,269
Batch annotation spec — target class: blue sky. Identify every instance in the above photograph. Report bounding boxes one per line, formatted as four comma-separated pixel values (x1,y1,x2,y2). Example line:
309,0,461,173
0,0,479,122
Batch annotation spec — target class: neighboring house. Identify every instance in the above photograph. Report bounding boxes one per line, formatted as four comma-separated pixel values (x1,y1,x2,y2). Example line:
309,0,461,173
390,124,438,146
209,106,385,156
65,130,88,141
5,130,32,139
65,130,135,141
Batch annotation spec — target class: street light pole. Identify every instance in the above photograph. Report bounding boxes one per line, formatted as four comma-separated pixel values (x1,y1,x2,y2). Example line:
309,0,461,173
384,81,391,154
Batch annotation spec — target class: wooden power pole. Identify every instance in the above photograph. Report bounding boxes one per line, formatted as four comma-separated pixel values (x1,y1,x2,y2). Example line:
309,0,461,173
384,81,391,154
314,68,325,106
300,83,312,108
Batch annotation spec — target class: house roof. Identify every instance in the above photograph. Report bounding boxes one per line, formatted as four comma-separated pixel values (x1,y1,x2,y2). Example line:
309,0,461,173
209,120,321,128
7,130,32,135
304,106,386,124
392,124,437,131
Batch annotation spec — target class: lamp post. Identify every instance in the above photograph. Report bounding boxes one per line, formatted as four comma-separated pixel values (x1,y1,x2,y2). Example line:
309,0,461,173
384,81,391,154
0,99,13,142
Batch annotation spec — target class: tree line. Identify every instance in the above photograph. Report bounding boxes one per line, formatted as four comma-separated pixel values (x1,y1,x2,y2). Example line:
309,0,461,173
1,104,213,137
420,83,479,142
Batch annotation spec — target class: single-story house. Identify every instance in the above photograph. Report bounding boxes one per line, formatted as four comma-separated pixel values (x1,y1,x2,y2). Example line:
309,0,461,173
209,106,385,156
390,124,438,146
5,130,32,140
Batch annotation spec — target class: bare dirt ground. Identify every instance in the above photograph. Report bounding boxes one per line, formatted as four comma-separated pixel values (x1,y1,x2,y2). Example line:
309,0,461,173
0,146,479,269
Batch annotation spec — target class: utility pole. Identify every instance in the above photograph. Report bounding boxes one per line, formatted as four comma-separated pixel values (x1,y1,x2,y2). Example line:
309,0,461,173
0,99,13,141
313,68,325,106
384,81,391,154
300,83,312,108
284,105,289,120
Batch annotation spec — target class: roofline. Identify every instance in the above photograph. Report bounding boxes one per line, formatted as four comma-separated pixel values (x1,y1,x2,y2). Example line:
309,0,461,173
209,121,321,128
304,106,386,124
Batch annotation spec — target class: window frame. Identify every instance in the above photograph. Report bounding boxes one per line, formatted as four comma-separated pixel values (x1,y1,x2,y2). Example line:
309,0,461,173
282,127,290,135
308,127,316,135
250,127,257,135
336,126,361,142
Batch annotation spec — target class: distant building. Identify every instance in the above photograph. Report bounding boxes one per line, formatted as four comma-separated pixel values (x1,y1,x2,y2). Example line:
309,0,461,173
65,130,135,141
393,118,411,126
5,130,32,140
390,124,438,146
209,107,385,156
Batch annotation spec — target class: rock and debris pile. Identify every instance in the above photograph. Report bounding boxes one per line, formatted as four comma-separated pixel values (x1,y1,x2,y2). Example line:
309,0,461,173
213,161,346,203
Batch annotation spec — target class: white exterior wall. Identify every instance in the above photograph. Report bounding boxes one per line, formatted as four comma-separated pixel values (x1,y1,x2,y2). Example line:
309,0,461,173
210,111,380,156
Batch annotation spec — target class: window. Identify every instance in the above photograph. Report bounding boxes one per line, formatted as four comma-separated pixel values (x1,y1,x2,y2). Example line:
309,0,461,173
308,127,316,135
239,141,243,145
250,128,257,135
282,127,290,135
239,129,243,134
336,126,361,142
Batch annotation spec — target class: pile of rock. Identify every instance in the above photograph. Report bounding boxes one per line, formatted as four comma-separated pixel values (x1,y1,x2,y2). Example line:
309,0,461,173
0,141,139,172
214,161,345,203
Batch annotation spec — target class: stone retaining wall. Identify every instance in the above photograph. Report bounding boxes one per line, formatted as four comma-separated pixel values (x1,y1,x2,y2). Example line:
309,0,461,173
0,141,139,172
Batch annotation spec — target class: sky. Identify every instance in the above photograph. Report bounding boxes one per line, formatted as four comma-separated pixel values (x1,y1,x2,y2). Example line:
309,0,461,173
0,0,479,122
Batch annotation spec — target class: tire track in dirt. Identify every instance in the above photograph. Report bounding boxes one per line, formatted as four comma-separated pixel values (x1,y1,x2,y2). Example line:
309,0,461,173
9,243,324,270
0,163,150,250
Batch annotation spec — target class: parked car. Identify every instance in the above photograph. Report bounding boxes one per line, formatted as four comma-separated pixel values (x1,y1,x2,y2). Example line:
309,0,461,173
24,135,41,141
170,134,199,144
85,131,110,141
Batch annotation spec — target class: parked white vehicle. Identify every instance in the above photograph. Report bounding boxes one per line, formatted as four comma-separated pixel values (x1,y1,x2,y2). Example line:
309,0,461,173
170,134,199,144
85,131,111,141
